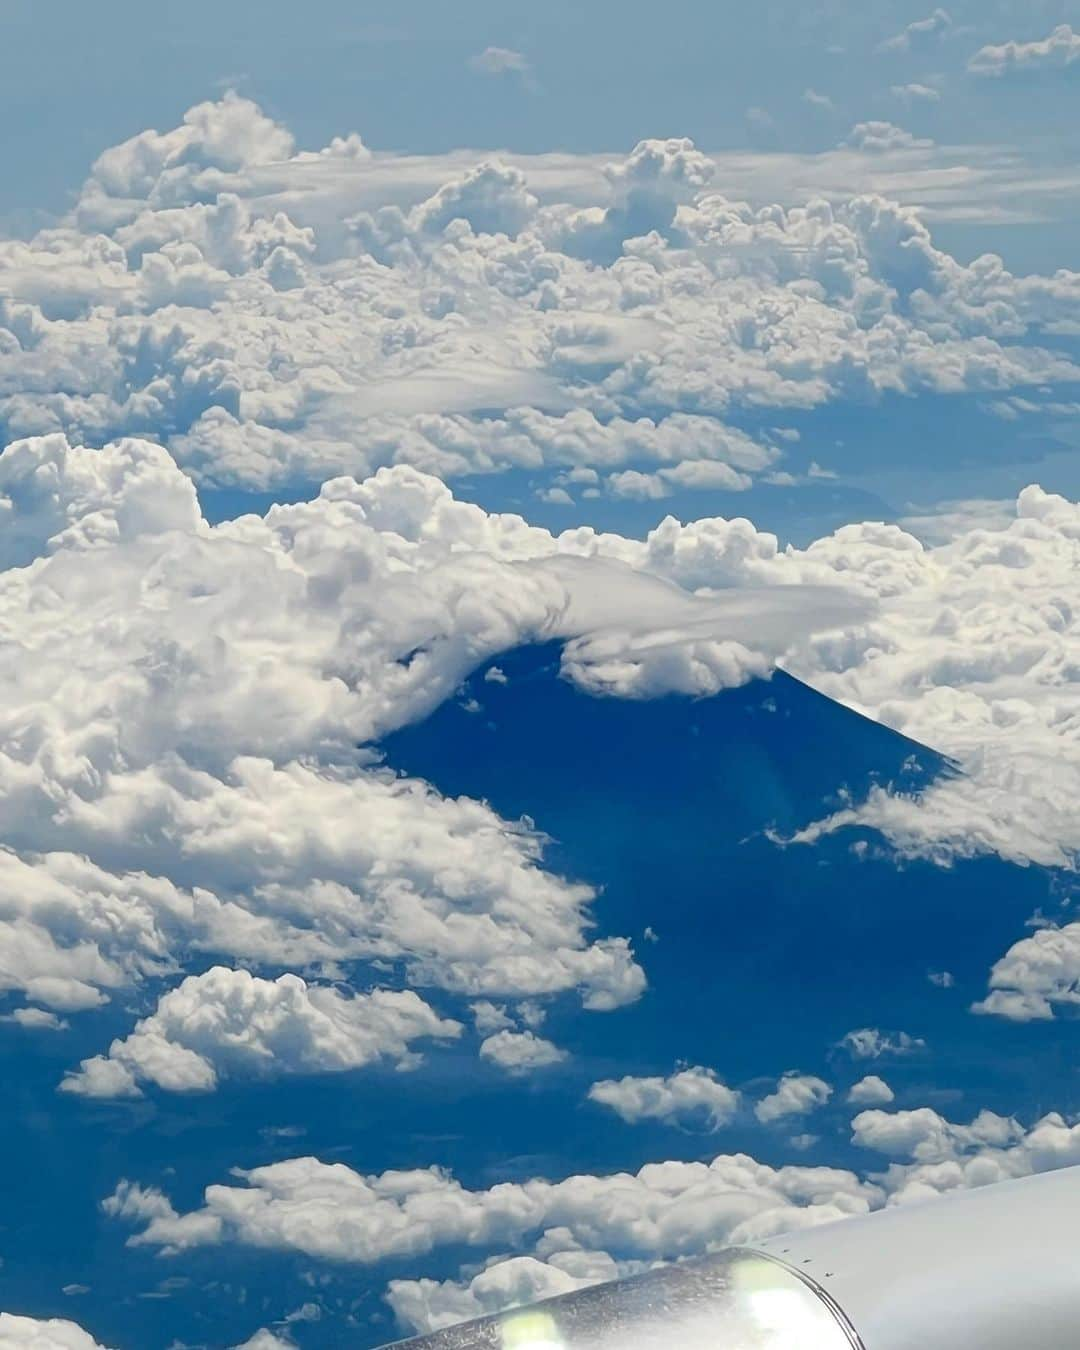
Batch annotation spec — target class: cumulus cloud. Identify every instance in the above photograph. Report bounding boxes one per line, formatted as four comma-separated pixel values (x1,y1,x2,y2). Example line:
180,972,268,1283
969,25,1080,78
837,1029,925,1060
841,122,933,153
2,95,1078,501
891,83,941,103
847,1075,895,1106
780,486,1080,875
845,1104,1080,1206
387,1252,616,1336
60,967,461,1097
106,1096,1080,1335
0,1314,110,1349
470,1001,515,1034
13,425,1080,1058
105,1150,879,1264
10,424,1080,1069
1,1008,68,1031
230,1333,295,1350
852,1105,1023,1163
973,921,1080,1021
479,1029,567,1074
0,426,921,1081
754,1072,832,1123
587,1066,741,1129
879,9,952,54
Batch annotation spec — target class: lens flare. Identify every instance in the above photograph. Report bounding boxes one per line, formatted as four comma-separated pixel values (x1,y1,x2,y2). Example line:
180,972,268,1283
500,1310,562,1350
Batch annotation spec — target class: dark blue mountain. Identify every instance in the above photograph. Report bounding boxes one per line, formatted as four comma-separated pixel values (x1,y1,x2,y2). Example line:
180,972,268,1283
0,643,1068,1350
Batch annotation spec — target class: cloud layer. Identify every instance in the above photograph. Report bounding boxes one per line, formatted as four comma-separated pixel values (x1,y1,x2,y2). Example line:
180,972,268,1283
3,94,1080,505
105,1097,1080,1336
7,427,1080,1075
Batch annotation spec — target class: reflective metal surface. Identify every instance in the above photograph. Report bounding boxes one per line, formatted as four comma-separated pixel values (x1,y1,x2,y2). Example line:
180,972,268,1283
382,1248,864,1349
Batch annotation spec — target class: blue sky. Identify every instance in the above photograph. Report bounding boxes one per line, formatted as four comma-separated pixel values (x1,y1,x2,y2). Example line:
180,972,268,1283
4,4,1080,1348
6,1,1080,233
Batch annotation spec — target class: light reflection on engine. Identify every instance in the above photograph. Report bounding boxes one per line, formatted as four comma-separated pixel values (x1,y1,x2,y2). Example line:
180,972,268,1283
388,1249,861,1350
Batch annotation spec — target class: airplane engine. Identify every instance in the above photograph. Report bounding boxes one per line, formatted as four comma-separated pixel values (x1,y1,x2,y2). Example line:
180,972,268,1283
379,1165,1080,1349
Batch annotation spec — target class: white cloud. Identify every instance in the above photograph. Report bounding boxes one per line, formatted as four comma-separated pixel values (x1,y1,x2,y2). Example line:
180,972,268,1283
754,1072,832,1123
891,83,941,103
848,1104,1080,1205
837,1029,925,1060
1,1007,68,1031
387,1253,614,1336
15,425,1080,1051
852,1105,1026,1169
842,122,933,153
0,1314,110,1349
969,25,1080,78
470,1001,515,1034
230,1333,295,1350
973,921,1080,1021
788,1133,818,1151
802,89,835,110
60,966,461,1098
105,1149,879,1264
847,1075,895,1106
898,497,1014,544
879,9,952,54
607,459,753,500
3,96,1079,503
106,1097,1080,1333
780,486,1080,874
470,47,530,77
587,1066,741,1129
10,427,1080,1065
0,425,929,1081
479,1029,567,1074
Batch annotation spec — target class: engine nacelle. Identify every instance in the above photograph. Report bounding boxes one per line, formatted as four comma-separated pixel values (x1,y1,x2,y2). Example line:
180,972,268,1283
380,1165,1080,1349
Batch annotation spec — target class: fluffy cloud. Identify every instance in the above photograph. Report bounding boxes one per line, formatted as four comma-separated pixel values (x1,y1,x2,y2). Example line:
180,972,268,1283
781,487,1080,872
849,1104,1080,1206
61,967,461,1098
969,25,1080,78
0,435,719,1032
879,9,952,54
3,96,1079,500
1,1008,68,1031
11,427,1080,1064
973,920,1080,1022
847,1075,895,1106
0,1314,109,1349
387,1253,611,1335
836,1029,924,1060
891,83,941,103
852,1105,1023,1163
587,1066,741,1129
0,432,868,1061
10,425,1080,1070
106,1097,1080,1334
478,1030,567,1074
105,1150,878,1264
841,122,932,153
754,1072,832,1123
